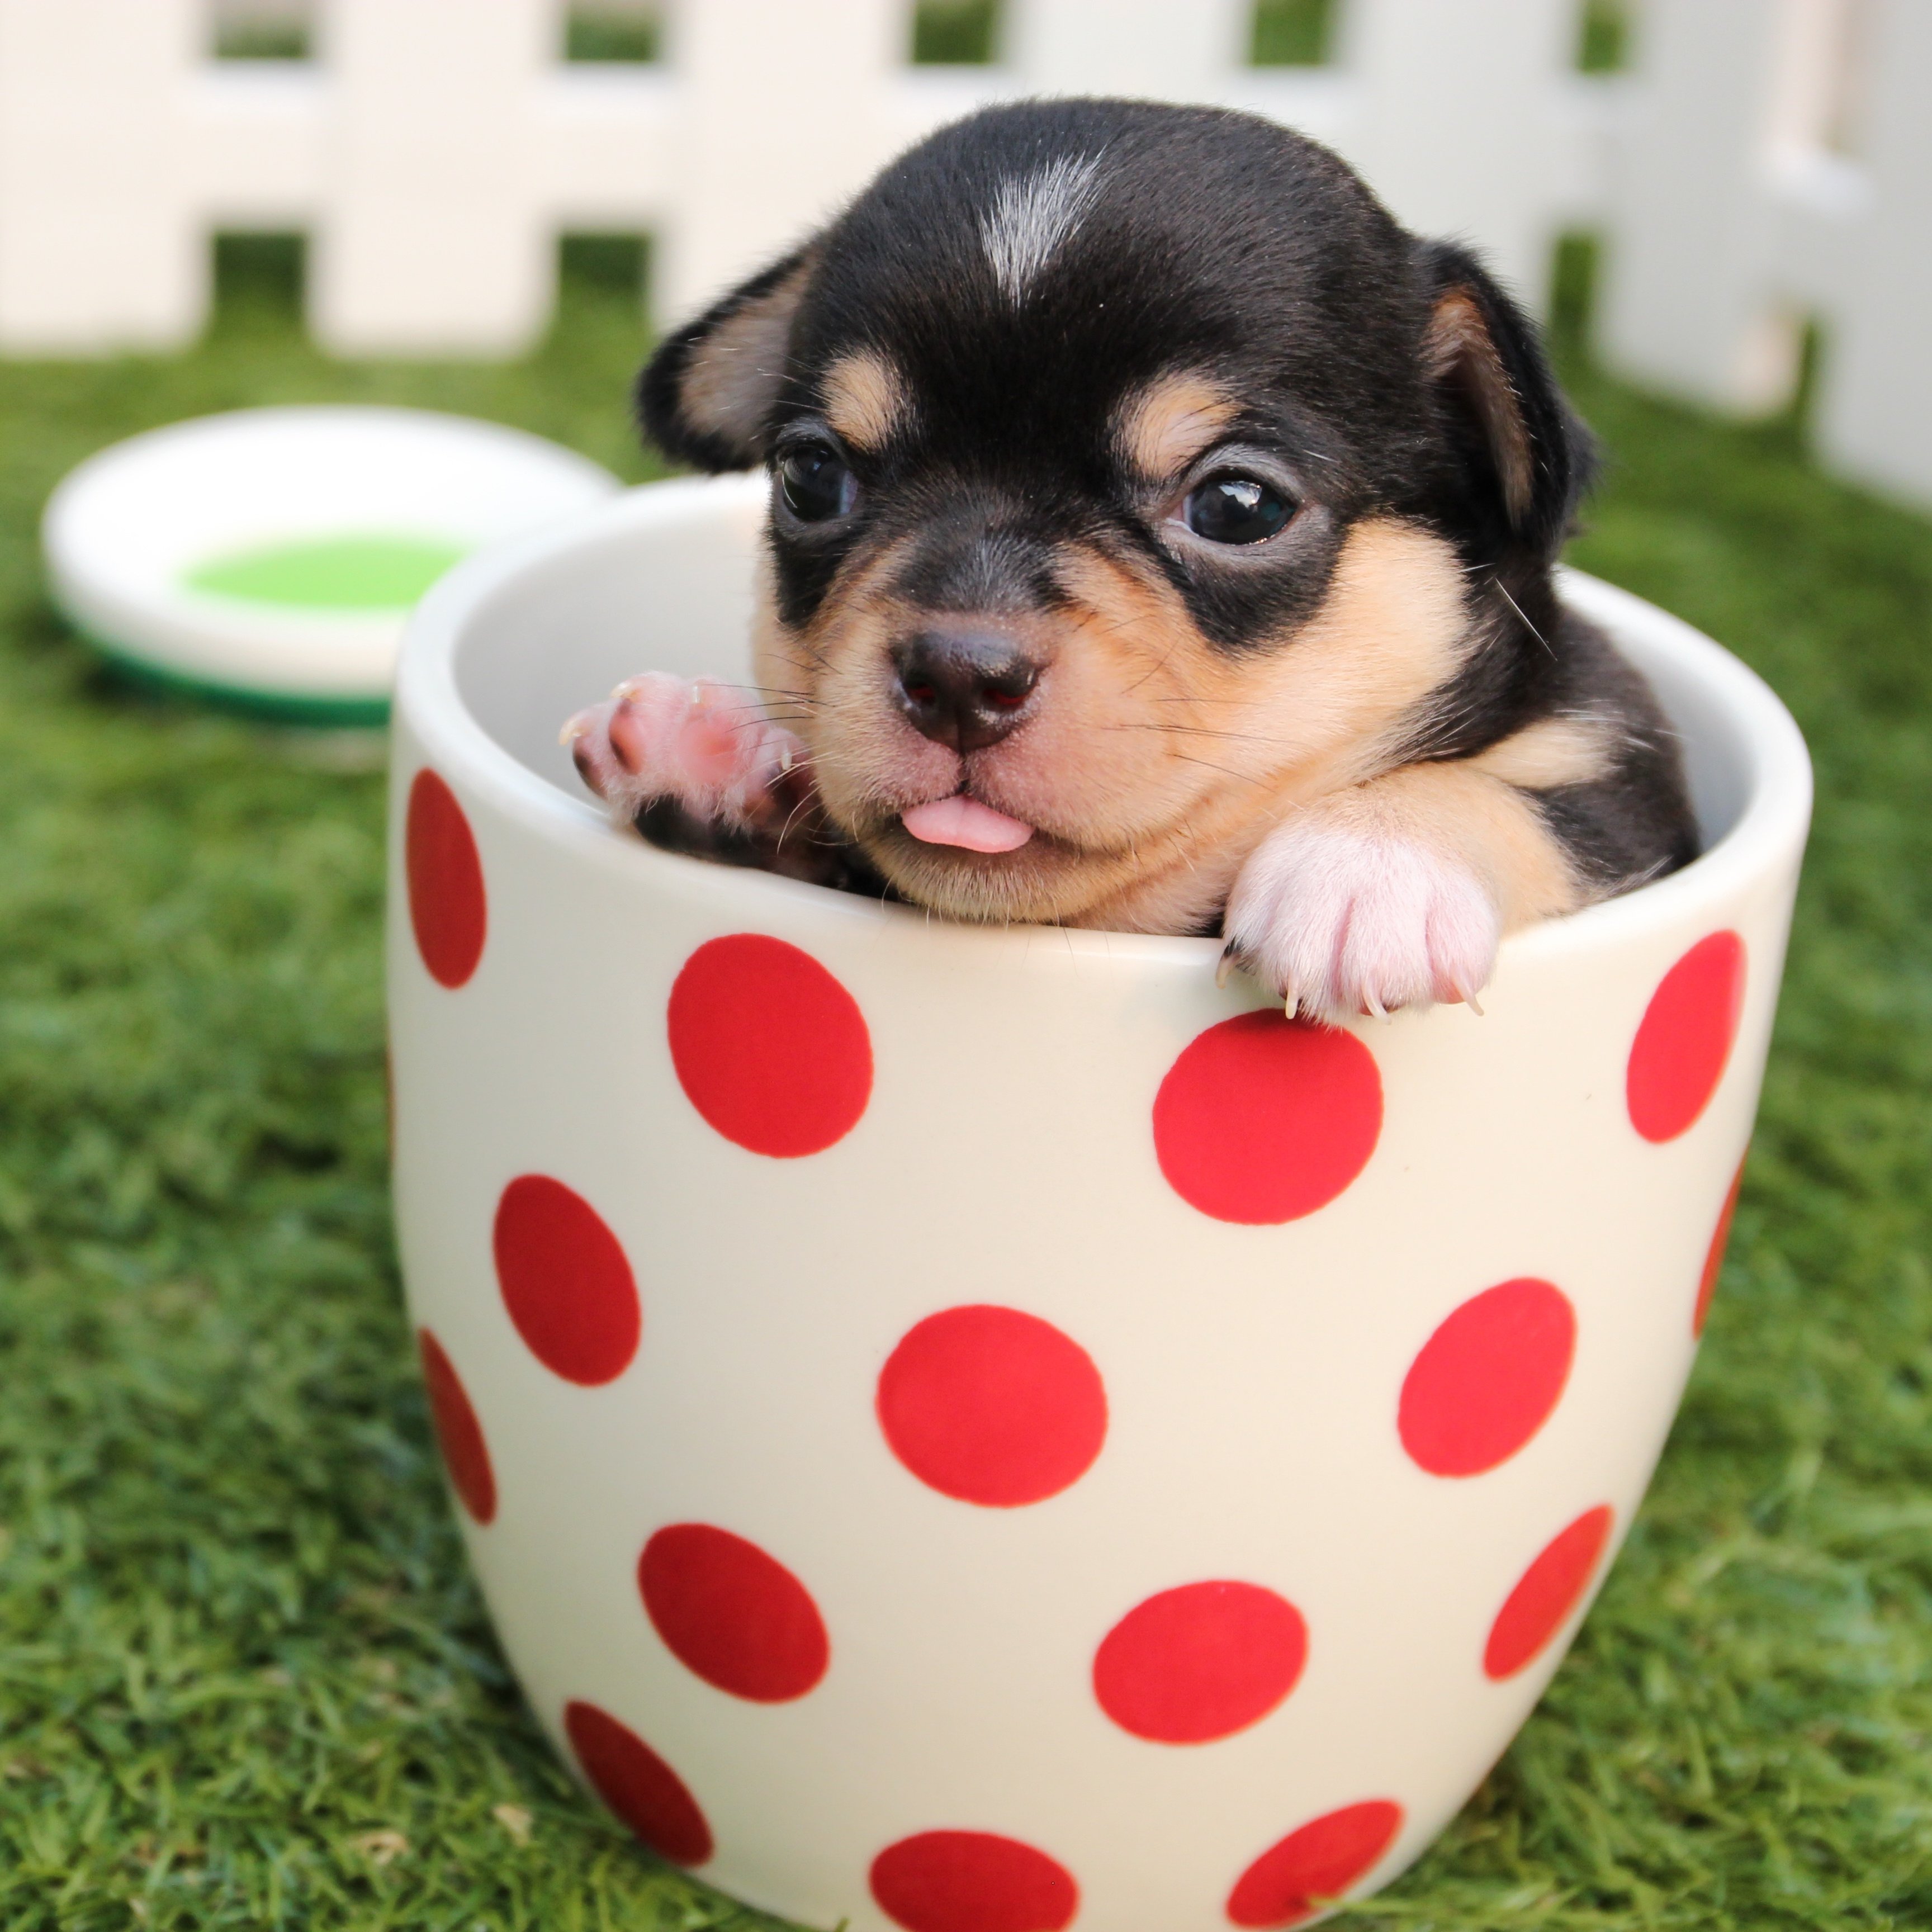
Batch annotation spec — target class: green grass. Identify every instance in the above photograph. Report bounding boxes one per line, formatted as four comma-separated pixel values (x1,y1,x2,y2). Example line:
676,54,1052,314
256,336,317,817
909,0,1001,65
211,18,311,64
1576,0,1632,75
3,231,1932,1930
563,8,661,67
1252,0,1335,67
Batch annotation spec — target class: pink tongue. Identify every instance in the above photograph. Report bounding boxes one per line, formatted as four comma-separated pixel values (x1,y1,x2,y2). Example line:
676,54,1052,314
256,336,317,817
902,795,1035,853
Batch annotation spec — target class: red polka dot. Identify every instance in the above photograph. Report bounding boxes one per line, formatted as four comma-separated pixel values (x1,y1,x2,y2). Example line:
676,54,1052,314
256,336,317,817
1093,1581,1308,1744
1398,1278,1576,1478
1627,931,1746,1143
1226,1801,1404,1928
1153,1012,1381,1225
1694,1161,1745,1338
493,1175,640,1385
667,934,872,1157
870,1831,1078,1932
563,1699,713,1866
877,1305,1107,1507
417,1328,495,1525
1484,1504,1614,1680
405,768,486,989
638,1523,829,1702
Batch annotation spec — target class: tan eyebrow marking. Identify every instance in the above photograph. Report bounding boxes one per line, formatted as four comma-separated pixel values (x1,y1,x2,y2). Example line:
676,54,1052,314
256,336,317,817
1115,374,1239,481
822,350,912,453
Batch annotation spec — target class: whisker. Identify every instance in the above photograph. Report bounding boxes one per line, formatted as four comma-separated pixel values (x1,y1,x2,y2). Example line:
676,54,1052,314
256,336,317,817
1119,644,1179,697
1492,579,1558,662
1104,721,1296,749
1082,611,1160,645
708,693,792,713
1169,751,1264,784
772,791,816,854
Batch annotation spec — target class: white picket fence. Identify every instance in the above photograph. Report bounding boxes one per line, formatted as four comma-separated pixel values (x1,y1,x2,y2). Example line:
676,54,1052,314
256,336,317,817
1,0,1926,506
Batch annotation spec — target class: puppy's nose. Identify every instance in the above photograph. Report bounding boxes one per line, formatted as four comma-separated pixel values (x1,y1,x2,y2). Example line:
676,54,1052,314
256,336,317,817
892,629,1041,753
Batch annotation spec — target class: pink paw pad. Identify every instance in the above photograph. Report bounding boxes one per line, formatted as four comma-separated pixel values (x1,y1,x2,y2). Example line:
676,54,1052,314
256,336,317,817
564,674,803,828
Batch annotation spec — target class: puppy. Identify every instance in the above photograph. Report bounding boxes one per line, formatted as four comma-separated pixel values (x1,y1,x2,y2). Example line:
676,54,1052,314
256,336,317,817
567,99,1696,1021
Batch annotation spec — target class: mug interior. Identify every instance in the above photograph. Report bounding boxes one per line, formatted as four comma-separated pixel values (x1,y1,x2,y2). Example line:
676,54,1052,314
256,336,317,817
436,476,1794,922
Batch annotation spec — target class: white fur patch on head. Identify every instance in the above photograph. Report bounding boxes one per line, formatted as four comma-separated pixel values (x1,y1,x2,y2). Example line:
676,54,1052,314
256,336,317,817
980,154,1105,304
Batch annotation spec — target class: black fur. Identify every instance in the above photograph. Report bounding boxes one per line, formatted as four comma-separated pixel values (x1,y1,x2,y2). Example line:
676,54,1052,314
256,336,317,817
636,770,896,898
637,98,1694,904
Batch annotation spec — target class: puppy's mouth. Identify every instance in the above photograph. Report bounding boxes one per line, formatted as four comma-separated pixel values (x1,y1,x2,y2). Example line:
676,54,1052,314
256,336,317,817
900,793,1035,854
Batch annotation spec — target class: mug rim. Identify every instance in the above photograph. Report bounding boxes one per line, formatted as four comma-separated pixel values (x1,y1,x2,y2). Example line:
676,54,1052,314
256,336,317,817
395,474,1812,973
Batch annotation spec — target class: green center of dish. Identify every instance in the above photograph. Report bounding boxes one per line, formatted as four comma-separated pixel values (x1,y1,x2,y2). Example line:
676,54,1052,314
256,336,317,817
184,534,468,610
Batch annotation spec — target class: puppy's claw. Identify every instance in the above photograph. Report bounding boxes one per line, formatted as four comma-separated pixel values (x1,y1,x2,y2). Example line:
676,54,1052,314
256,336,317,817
1215,945,1237,992
1282,987,1299,1021
1455,985,1486,1017
559,709,594,747
1224,816,1501,1027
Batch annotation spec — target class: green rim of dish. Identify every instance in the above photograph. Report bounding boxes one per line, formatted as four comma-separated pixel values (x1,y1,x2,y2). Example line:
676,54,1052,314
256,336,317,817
73,626,392,727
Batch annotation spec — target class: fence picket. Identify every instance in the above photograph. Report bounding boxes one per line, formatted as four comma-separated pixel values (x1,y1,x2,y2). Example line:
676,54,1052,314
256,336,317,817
0,0,1923,505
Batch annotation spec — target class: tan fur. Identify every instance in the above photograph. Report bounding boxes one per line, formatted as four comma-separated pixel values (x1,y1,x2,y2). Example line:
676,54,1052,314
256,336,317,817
823,350,911,452
1423,290,1533,527
1470,714,1613,792
1114,374,1237,480
1218,518,1472,785
1292,760,1580,930
754,513,1481,935
677,256,816,453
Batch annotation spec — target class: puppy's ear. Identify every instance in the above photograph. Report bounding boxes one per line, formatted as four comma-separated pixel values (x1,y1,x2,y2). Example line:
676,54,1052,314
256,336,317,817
1418,241,1595,557
637,244,818,472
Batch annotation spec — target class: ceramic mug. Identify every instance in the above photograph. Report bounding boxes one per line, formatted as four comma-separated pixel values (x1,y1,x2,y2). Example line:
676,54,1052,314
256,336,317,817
388,476,1810,1932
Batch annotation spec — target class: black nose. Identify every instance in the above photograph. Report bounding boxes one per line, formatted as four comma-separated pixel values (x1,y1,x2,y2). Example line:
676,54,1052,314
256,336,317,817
891,629,1042,753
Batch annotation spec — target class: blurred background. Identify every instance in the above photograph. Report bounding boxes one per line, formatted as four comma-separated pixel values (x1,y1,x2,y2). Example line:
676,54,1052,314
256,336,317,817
2,4,1930,1929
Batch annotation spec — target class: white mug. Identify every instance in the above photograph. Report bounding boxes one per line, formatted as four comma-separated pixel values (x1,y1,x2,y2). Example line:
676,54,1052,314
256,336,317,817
389,476,1810,1932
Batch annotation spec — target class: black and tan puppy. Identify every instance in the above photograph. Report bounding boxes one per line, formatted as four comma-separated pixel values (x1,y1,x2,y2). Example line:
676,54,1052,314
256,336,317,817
566,98,1696,1021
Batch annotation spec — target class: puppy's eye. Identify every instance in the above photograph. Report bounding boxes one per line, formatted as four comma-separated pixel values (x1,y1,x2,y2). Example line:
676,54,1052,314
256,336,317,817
778,444,858,523
1182,475,1293,546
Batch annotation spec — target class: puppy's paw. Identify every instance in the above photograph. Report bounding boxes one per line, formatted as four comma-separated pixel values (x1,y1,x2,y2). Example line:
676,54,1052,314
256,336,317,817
1224,816,1500,1023
562,675,804,831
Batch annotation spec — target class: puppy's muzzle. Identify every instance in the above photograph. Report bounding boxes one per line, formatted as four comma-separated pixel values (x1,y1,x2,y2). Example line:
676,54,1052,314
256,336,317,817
891,628,1041,754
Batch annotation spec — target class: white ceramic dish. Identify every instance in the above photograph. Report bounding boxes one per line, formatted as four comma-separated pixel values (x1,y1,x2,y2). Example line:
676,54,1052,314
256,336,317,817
43,406,619,722
388,476,1810,1932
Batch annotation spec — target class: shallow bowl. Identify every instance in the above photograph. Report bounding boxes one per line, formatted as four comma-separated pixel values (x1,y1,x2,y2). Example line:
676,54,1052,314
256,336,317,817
45,405,617,721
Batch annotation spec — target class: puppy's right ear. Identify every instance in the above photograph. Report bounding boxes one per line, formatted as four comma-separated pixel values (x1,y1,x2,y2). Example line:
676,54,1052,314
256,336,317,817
637,245,818,472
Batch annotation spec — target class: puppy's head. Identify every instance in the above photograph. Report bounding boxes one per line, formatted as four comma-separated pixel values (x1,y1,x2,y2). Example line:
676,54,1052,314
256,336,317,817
640,100,1589,928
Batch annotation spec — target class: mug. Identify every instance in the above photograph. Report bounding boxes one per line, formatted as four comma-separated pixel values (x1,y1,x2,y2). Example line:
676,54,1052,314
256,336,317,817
389,476,1809,1931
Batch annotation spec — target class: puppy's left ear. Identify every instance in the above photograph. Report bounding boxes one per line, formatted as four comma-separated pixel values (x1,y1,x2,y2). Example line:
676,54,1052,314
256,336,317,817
637,243,820,472
1418,240,1594,557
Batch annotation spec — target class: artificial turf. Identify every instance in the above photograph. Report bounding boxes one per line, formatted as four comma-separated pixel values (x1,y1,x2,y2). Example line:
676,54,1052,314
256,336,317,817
2,235,1931,1931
